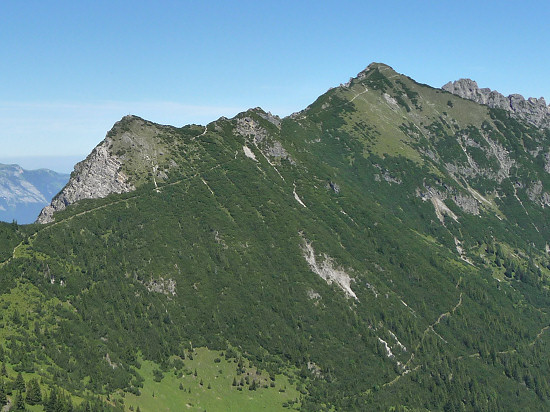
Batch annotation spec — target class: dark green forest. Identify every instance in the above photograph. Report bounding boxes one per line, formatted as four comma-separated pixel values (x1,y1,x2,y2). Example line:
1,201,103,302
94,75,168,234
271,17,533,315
1,63,550,411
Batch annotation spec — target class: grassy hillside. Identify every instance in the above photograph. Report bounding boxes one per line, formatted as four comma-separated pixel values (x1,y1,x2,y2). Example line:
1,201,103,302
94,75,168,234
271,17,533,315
1,64,550,411
121,349,300,411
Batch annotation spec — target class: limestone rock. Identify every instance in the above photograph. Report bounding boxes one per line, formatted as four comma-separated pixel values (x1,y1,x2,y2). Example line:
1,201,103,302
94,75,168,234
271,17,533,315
36,115,181,224
443,79,550,128
37,138,135,224
236,112,294,164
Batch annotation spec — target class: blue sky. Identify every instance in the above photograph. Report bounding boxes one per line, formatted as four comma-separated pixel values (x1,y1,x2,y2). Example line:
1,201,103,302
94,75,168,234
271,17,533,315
1,1,549,172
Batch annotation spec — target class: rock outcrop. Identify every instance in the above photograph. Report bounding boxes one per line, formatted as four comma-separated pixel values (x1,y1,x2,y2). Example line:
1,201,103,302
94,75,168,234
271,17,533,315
36,115,182,224
236,110,295,164
37,138,134,224
442,79,550,128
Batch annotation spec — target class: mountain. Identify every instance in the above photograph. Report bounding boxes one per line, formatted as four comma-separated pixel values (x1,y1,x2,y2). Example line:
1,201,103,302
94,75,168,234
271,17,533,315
2,63,550,411
0,164,69,224
443,78,550,128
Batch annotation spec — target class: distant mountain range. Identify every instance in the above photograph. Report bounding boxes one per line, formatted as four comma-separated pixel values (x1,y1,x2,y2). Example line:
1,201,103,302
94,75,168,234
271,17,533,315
0,164,69,224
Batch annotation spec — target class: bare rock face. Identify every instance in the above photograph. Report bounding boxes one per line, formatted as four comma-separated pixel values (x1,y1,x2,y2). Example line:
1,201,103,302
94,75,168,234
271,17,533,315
443,79,550,128
145,277,177,296
36,114,189,224
254,108,282,129
37,138,135,224
236,110,295,164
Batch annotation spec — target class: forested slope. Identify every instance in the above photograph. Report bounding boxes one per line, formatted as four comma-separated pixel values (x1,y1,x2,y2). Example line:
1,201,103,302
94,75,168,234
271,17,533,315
1,63,550,411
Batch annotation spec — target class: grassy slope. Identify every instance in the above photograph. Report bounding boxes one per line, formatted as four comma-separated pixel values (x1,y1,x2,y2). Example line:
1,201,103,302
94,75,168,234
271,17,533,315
122,348,300,412
1,65,550,411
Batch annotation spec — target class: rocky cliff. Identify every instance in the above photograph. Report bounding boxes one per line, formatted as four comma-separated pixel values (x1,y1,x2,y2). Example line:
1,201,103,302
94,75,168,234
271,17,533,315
36,139,135,223
36,115,202,223
443,78,550,128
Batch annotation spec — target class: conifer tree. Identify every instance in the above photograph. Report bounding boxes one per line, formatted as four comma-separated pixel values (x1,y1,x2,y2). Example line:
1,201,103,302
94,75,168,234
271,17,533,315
25,378,42,405
45,387,58,412
0,379,6,406
14,372,25,392
14,391,25,411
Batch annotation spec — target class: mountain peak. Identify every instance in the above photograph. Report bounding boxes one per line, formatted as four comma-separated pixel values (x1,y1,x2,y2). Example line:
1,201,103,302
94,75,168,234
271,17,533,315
443,78,550,128
355,62,395,80
7,63,550,411
36,134,135,224
37,114,171,223
365,62,394,71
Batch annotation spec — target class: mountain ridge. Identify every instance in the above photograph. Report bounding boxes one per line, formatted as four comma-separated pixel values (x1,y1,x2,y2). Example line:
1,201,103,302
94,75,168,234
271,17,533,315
8,62,550,410
443,78,550,128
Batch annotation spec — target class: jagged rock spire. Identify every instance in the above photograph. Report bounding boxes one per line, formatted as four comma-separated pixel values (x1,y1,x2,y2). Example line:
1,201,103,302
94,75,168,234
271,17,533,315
443,79,550,128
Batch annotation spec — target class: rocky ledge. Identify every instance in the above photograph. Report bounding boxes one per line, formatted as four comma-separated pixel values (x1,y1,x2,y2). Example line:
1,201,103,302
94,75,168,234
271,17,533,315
443,79,550,129
36,138,135,224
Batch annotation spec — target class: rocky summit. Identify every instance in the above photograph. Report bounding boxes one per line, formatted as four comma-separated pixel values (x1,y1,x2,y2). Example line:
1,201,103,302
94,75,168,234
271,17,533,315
3,63,550,411
443,78,550,128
